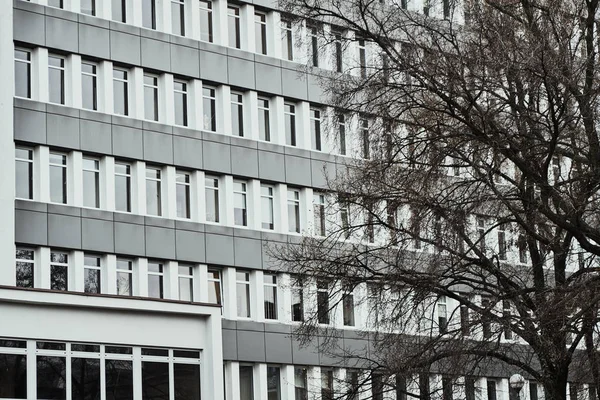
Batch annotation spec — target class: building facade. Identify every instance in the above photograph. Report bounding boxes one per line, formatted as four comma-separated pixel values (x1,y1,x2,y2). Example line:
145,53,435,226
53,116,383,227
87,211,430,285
0,0,590,398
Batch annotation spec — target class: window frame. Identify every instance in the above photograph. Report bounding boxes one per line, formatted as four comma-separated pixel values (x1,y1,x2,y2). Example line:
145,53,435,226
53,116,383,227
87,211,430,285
81,61,98,111
176,170,192,219
15,146,34,200
287,188,301,233
114,161,132,213
205,175,220,223
145,166,162,217
199,0,214,42
16,247,35,289
257,97,271,142
48,54,66,105
173,80,189,127
254,11,268,55
14,48,32,99
112,67,129,116
227,5,241,49
143,73,159,122
202,85,217,132
82,156,100,209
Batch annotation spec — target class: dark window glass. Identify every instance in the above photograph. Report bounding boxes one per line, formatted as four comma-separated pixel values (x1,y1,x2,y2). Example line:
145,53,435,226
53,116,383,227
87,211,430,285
174,364,201,400
0,340,26,349
208,269,222,304
530,382,538,400
71,344,100,352
287,189,300,233
236,271,251,318
116,259,133,296
343,293,355,326
50,252,68,291
281,19,293,61
264,274,277,320
337,114,346,155
317,280,329,324
37,356,66,399
465,377,475,400
81,0,95,15
261,185,274,230
71,358,100,400
178,265,194,302
113,69,128,116
112,0,126,22
333,32,343,72
442,377,453,400
310,108,321,151
15,147,33,200
233,181,248,226
48,56,65,105
372,373,383,400
199,1,213,42
173,350,200,359
106,360,133,400
267,366,281,400
142,0,156,29
37,342,66,350
142,348,169,357
228,6,241,48
486,380,497,400
47,0,63,9
142,362,169,400
171,0,185,36
16,248,34,288
294,367,308,400
174,81,188,127
105,346,132,354
322,369,334,400
0,354,27,399
239,365,254,400
309,26,319,67
14,49,31,99
396,375,407,400
419,374,430,400
49,152,67,204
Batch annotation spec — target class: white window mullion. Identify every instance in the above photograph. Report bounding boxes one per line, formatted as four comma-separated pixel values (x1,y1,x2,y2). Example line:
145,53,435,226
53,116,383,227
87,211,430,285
133,160,146,214
189,79,203,130
252,270,263,321
71,151,83,207
164,165,177,219
72,250,85,292
68,54,81,108
131,67,145,120
105,253,117,294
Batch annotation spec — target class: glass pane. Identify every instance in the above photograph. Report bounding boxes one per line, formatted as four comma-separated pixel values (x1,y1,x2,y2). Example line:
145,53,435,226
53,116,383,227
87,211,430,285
174,90,188,126
0,354,27,399
203,96,216,131
15,56,31,98
15,158,32,199
81,0,95,14
112,0,125,22
16,261,34,288
113,78,128,116
49,61,65,104
176,182,190,219
236,282,250,318
144,86,158,121
142,0,156,29
228,8,240,48
82,72,97,111
148,275,163,299
171,1,185,36
264,285,277,319
84,268,101,294
51,265,68,291
117,271,132,296
146,178,161,216
174,363,201,400
239,366,254,400
71,358,100,400
267,366,280,400
106,360,133,400
37,356,66,400
115,174,131,212
199,1,213,42
49,163,67,204
83,169,100,208
179,277,193,302
142,362,169,400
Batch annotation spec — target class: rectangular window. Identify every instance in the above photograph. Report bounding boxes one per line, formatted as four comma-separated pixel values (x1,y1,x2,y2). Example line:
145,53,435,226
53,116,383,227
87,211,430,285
294,367,308,400
205,176,220,222
261,185,275,230
460,305,470,336
396,375,407,400
360,118,370,159
228,6,241,49
372,373,384,400
284,103,297,146
203,86,216,131
503,300,512,339
337,113,346,155
442,377,453,400
106,359,133,398
146,167,162,216
313,193,326,236
487,380,497,400
347,370,359,400
267,366,281,400
589,385,596,400
231,92,244,137
438,296,448,334
142,0,156,29
340,199,350,239
113,68,129,116
112,0,126,22
199,1,213,42
264,273,278,320
207,268,222,304
239,365,254,400
47,0,63,8
81,62,98,110
142,361,169,399
343,290,355,326
144,74,159,121
48,55,65,105
174,80,188,126
258,97,271,141
115,162,132,212
83,157,100,208
281,19,293,61
176,171,191,219
37,356,66,398
14,49,31,99
482,297,492,339
530,382,538,400
15,147,33,200
310,108,322,151
287,189,301,233
49,152,67,204
317,279,330,324
333,30,343,72
309,25,319,67
148,261,164,299
477,216,486,254
236,271,251,318
178,264,194,301
83,254,101,294
171,0,185,36
420,374,430,400
255,12,267,55
498,223,507,260
291,283,303,322
234,181,248,226
518,232,528,263
16,248,34,288
71,358,100,399
50,252,68,291
116,258,133,296
0,352,26,398
321,368,334,400
465,377,476,400
81,0,95,14
358,39,367,78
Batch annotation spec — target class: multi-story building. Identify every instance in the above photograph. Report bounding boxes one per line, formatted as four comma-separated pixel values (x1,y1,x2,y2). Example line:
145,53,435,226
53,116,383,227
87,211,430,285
0,0,591,398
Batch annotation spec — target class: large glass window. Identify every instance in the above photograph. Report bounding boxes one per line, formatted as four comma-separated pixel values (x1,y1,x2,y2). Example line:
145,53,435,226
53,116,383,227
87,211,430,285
14,49,31,99
281,19,293,61
313,193,326,236
112,0,126,22
82,62,98,111
343,289,355,326
49,152,67,204
236,271,251,318
333,30,343,72
71,358,100,398
309,25,319,67
321,368,334,400
202,86,216,131
317,279,330,324
146,167,162,216
144,74,159,121
48,55,65,105
239,365,254,400
15,147,33,200
291,279,303,322
358,39,367,78
50,251,68,291
287,189,300,233
294,367,308,400
264,273,277,320
231,92,244,137
148,261,164,299
176,171,191,219
116,258,133,296
284,103,296,146
174,363,201,400
142,361,169,399
113,68,129,116
37,356,66,399
84,254,101,294
106,359,133,399
0,352,26,399
174,80,188,127
233,181,248,227
347,370,359,400
438,296,448,333
360,118,370,159
258,97,271,141
16,248,34,288
199,1,213,42
255,12,267,55
267,366,281,400
228,6,241,49
207,268,222,304
83,157,100,208
115,162,132,212
171,0,185,36
142,0,156,29
487,379,497,400
205,176,220,222
178,264,194,301
310,108,322,151
261,185,274,230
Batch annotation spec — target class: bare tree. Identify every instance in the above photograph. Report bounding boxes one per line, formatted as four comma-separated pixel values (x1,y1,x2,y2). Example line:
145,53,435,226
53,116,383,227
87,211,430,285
272,0,600,399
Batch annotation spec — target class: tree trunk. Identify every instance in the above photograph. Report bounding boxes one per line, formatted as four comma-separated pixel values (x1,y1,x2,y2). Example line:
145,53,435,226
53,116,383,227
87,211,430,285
542,370,568,400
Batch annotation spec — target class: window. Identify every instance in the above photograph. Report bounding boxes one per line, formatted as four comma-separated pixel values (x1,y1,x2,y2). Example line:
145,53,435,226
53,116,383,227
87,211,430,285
264,273,278,320
313,193,326,236
174,80,188,126
442,377,453,400
360,118,370,159
234,181,248,226
333,30,343,72
176,171,191,219
340,199,350,239
287,189,301,233
37,355,66,398
199,1,213,42
112,0,126,22
48,55,65,105
205,176,220,222
460,305,470,336
16,248,34,288
284,103,297,146
309,25,319,67
71,357,100,400
291,281,303,322
142,0,156,29
147,261,164,299
530,382,539,400
0,348,26,398
503,300,512,339
81,0,95,14
113,68,129,116
310,108,322,151
202,86,216,131
358,39,367,78
343,289,355,326
258,97,271,141
347,370,360,400
231,92,244,137
142,359,169,399
487,380,497,400
49,152,67,204
419,373,430,400
317,279,330,324
171,0,185,36
267,366,281,400
115,162,132,212
144,74,159,121
372,373,384,400
236,271,251,318
146,167,162,216
14,49,31,98
281,19,293,61
261,185,275,230
498,223,507,260
228,6,241,49
83,157,100,208
481,297,492,339
106,357,133,398
337,113,346,155
50,252,68,291
518,232,528,263
239,365,254,400
321,369,334,400
396,375,407,400
83,254,101,294
477,216,486,254
47,0,63,8
255,12,267,55
294,367,308,400
15,147,33,200
589,385,597,400
81,62,98,111
116,258,133,296
178,264,194,301
443,0,450,19
438,296,448,334
207,268,222,304
465,377,476,400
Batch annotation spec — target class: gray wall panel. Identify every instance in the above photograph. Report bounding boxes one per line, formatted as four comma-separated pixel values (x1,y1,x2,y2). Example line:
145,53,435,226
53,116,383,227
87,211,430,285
222,329,238,361
15,210,48,245
310,159,335,189
80,119,112,154
143,131,174,164
145,226,176,259
81,218,115,253
281,68,308,99
48,214,82,249
307,73,328,103
175,230,206,262
236,330,266,362
13,9,45,46
284,155,312,187
110,30,141,65
47,113,80,149
14,108,46,144
228,57,255,89
79,23,110,59
112,125,143,159
114,221,145,256
291,335,320,365
205,233,234,265
170,44,200,78
203,141,231,174
257,150,285,182
141,37,171,71
45,16,79,53
173,136,203,169
199,51,228,82
255,62,282,95
264,332,293,364
230,146,258,178
233,237,262,268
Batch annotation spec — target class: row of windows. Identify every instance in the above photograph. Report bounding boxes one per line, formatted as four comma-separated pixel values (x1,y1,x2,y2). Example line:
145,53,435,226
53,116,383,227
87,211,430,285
0,338,200,400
